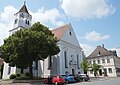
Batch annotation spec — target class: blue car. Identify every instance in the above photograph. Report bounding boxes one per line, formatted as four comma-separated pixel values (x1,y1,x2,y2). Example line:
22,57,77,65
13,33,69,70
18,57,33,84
61,75,76,83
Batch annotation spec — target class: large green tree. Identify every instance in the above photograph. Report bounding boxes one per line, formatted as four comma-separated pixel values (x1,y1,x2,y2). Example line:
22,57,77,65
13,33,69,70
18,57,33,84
91,63,101,77
80,58,90,74
0,22,60,78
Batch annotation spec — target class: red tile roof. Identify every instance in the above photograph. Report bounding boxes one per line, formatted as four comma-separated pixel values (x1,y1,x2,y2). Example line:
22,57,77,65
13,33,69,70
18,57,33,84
19,4,29,14
52,23,70,40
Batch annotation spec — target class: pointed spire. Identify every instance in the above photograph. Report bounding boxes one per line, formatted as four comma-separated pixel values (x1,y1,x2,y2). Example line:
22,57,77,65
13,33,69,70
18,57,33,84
19,1,29,14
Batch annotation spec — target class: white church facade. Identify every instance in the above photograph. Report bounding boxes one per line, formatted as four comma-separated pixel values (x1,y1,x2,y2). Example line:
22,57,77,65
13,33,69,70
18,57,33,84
2,3,84,79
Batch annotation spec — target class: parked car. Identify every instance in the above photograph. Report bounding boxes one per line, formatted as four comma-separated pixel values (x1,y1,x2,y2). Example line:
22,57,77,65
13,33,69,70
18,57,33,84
44,75,65,85
61,74,76,83
73,74,80,82
78,74,90,81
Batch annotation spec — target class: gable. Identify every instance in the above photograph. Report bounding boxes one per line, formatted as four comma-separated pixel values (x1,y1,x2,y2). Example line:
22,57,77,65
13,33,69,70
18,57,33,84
87,45,113,58
52,23,82,48
52,24,69,40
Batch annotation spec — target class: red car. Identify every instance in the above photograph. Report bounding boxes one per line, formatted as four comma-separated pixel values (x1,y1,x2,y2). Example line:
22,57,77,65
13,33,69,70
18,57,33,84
44,75,65,85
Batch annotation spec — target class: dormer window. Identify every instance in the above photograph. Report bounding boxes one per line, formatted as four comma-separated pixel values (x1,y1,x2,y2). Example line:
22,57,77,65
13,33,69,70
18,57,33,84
97,51,100,56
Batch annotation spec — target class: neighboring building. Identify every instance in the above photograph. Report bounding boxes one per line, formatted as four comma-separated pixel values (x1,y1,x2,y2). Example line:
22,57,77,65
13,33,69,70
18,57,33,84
87,45,120,77
2,3,83,79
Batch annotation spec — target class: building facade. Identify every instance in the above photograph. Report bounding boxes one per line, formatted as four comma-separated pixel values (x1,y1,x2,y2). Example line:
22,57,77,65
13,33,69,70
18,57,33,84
87,45,120,77
2,3,83,79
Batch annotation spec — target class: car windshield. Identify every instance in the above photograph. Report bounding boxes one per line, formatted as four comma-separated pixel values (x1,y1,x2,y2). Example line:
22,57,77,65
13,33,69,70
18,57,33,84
79,74,87,77
59,75,64,78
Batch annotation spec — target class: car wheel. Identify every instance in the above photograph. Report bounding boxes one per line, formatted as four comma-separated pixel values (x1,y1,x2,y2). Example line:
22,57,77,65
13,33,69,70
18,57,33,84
55,81,58,85
66,80,68,83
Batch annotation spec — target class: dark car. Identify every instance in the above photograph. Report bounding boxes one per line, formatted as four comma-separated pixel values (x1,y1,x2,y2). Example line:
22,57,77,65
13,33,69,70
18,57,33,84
73,74,80,82
44,75,65,85
78,74,90,81
61,74,76,83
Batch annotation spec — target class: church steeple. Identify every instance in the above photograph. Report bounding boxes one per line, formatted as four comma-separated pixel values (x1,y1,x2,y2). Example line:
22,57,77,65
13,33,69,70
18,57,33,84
19,1,29,14
9,2,32,34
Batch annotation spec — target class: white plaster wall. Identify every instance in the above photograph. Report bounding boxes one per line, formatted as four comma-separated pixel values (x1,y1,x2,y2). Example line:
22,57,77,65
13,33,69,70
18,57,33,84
2,62,16,79
13,12,32,29
87,56,117,77
58,40,83,75
61,24,80,47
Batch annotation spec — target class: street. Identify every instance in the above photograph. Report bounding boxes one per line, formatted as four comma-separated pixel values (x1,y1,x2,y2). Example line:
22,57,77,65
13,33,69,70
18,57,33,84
69,77,120,85
0,77,120,85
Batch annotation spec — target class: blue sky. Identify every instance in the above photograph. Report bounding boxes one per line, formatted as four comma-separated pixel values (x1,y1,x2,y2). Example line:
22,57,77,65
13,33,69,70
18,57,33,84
0,0,120,56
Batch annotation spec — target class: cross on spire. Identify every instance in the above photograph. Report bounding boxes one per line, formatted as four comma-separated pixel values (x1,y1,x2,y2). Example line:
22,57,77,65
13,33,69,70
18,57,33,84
24,1,26,5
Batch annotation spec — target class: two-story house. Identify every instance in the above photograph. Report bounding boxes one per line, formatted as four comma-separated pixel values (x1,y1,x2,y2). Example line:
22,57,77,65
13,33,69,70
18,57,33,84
87,45,120,77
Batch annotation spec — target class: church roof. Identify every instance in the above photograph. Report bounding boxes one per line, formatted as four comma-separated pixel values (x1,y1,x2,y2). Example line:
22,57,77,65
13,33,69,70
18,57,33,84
87,45,117,59
19,3,29,14
52,23,70,40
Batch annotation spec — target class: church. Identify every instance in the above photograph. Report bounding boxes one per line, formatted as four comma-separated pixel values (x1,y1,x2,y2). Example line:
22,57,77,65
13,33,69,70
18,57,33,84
2,3,84,79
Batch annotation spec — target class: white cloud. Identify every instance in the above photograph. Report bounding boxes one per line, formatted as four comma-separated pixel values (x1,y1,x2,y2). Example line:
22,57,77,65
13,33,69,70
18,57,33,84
60,0,115,19
80,43,95,56
85,31,110,41
0,6,17,45
30,7,64,27
0,6,64,45
0,6,17,23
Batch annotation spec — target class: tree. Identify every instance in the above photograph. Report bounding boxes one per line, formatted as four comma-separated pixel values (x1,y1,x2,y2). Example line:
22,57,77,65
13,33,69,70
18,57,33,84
0,22,60,79
80,58,90,74
91,63,101,77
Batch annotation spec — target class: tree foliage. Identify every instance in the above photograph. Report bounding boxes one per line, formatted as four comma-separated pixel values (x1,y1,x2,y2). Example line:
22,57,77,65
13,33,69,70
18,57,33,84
91,63,101,77
0,22,60,78
80,58,90,74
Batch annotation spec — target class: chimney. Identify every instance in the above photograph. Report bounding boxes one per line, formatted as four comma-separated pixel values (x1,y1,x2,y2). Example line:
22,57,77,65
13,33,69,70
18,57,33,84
102,44,104,48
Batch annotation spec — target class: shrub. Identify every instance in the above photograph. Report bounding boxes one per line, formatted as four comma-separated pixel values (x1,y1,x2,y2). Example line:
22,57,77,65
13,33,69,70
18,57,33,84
25,72,29,77
9,74,16,79
16,73,21,77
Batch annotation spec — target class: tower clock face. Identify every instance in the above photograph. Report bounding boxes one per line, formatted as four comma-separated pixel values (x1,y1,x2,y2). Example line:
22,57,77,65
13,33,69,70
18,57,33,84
20,13,24,18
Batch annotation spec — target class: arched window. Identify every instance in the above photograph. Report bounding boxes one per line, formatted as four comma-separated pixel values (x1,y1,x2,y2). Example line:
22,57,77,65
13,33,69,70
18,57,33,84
64,50,68,68
28,21,29,25
26,20,27,24
69,29,72,36
77,54,80,69
14,19,18,24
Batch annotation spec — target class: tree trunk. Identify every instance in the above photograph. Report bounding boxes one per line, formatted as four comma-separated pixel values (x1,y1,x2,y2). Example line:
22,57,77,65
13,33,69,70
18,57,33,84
29,62,33,79
21,68,24,74
84,71,87,74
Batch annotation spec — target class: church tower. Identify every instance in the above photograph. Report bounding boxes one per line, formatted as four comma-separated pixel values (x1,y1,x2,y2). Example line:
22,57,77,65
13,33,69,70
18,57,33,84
9,2,32,34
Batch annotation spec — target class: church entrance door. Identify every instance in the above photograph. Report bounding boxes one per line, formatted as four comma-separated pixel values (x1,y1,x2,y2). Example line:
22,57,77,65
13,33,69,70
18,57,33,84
72,69,75,75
